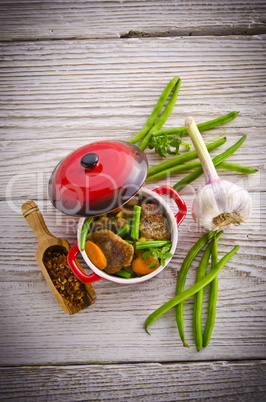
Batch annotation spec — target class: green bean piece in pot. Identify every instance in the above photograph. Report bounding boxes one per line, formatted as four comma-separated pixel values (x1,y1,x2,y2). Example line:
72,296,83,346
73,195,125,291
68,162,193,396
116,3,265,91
202,236,219,348
125,240,134,245
174,135,247,192
128,77,180,144
193,232,223,351
80,217,94,251
138,79,181,151
136,240,172,250
117,224,130,238
175,231,217,347
114,269,132,279
145,245,239,334
131,205,142,240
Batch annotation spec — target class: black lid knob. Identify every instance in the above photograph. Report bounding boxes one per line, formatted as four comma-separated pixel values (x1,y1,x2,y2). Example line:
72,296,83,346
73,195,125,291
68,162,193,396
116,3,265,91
80,153,99,169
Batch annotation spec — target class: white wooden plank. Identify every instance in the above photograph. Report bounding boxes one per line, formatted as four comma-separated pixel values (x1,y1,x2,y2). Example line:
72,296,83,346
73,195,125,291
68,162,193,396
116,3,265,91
0,14,265,373
0,36,265,200
0,0,265,41
0,196,265,365
0,361,266,401
1,132,264,201
1,36,265,142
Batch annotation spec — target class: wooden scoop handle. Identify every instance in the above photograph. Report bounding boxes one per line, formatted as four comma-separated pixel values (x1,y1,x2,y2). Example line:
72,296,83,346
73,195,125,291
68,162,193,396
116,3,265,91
21,201,55,241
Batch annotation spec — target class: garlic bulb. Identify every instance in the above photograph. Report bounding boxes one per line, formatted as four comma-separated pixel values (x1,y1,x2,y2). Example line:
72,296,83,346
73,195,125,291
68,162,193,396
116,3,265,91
185,116,252,231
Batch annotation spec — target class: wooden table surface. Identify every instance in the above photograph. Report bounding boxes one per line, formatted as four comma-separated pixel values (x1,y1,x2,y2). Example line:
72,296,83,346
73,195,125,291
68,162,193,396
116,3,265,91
1,1,266,400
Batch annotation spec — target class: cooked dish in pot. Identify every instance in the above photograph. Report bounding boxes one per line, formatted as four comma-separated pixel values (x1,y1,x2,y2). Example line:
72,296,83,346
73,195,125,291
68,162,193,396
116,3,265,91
80,196,173,279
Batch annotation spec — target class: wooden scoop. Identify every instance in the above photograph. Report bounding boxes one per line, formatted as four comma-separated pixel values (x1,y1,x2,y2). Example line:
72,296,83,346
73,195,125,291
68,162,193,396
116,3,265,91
21,201,96,314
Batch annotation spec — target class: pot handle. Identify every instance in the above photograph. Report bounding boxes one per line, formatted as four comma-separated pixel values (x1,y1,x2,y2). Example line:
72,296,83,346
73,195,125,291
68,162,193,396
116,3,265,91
67,242,103,283
153,185,187,227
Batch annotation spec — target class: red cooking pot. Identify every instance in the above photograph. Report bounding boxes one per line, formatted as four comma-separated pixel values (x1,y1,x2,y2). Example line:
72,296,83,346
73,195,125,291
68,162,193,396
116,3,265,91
48,140,187,284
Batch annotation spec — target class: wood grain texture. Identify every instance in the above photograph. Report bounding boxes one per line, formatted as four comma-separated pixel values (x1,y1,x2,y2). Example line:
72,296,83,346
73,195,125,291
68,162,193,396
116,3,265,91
1,2,266,399
0,36,265,367
1,195,265,365
0,0,266,41
0,36,265,200
1,361,266,401
1,36,265,142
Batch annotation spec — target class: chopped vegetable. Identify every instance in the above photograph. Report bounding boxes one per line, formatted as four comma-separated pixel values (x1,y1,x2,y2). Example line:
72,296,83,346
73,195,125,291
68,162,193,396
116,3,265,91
114,269,132,279
80,217,94,251
136,240,171,250
142,251,151,260
130,205,142,240
132,254,160,276
117,224,130,238
85,240,107,270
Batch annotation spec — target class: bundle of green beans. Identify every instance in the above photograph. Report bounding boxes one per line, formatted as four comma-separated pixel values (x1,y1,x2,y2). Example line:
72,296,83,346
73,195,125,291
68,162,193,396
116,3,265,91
145,231,240,351
146,135,257,189
128,77,257,190
128,76,181,149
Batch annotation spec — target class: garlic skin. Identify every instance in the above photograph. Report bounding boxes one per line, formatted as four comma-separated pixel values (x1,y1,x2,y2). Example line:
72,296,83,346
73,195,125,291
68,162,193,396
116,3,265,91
185,116,252,231
192,179,252,230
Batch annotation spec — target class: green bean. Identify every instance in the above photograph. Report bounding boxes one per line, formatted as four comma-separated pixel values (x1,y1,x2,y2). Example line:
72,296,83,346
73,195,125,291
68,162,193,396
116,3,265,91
152,111,239,138
128,77,180,144
136,240,171,250
138,79,181,151
125,240,134,245
147,137,226,177
80,217,94,251
175,231,217,347
217,162,258,174
117,224,130,238
146,161,201,182
131,205,142,240
145,245,239,334
146,160,256,183
174,135,246,192
114,269,132,279
193,242,213,351
193,232,222,351
202,236,219,348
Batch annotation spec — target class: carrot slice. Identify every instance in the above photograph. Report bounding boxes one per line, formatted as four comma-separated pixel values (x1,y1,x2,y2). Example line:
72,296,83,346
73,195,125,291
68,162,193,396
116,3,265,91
132,255,160,276
85,240,107,270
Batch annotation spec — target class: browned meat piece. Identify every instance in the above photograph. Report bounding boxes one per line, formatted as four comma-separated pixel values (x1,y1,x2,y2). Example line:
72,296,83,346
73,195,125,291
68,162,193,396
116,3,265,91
92,216,127,233
140,203,171,241
89,229,134,274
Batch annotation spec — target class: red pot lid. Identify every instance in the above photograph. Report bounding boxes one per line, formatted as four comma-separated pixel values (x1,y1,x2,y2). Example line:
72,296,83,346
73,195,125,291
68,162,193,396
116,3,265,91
48,140,148,217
